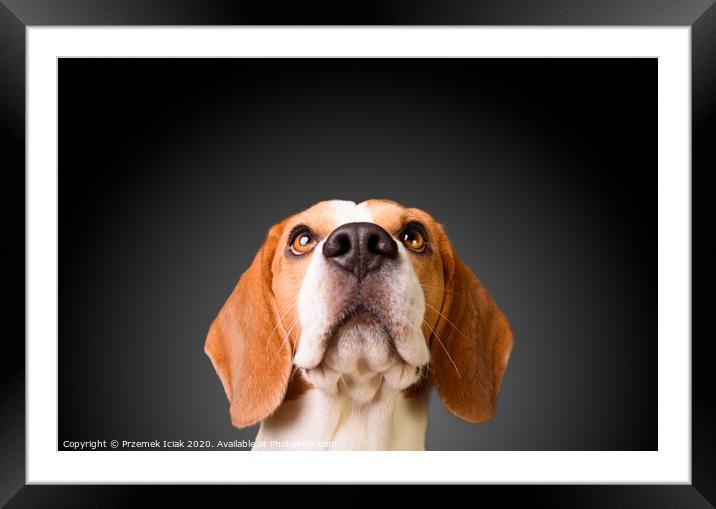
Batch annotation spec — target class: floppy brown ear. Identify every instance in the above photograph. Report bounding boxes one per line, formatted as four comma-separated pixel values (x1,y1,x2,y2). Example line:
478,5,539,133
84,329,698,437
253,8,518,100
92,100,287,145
430,234,514,424
204,223,292,428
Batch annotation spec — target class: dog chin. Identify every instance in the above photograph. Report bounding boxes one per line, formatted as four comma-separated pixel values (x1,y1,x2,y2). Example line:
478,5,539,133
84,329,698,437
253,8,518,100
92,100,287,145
322,313,398,374
300,315,425,403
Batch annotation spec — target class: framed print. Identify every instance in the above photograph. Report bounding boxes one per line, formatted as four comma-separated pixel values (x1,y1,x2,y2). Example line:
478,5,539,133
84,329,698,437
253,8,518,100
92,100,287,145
1,0,713,506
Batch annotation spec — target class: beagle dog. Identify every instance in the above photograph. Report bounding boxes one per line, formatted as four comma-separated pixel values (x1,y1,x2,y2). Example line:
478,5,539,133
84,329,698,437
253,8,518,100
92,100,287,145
205,199,513,450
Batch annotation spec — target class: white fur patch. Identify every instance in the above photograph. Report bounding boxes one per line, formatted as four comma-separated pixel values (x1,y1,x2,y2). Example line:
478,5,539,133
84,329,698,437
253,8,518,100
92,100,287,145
254,389,341,450
331,200,374,226
388,243,431,367
255,387,430,450
292,240,332,369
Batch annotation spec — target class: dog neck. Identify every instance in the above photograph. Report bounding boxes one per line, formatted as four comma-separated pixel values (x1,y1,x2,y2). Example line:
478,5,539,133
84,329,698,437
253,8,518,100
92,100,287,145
253,373,430,450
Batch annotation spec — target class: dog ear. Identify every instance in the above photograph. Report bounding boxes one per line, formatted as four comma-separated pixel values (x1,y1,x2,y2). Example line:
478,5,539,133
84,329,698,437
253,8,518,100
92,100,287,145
430,231,514,424
204,223,292,428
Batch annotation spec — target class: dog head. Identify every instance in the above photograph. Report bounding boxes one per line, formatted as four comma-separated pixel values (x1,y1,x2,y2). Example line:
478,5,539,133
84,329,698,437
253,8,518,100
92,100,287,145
205,199,513,428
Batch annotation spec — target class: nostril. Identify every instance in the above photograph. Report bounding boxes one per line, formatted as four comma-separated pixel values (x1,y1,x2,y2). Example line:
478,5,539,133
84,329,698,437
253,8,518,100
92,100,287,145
336,234,351,255
368,232,397,257
367,234,378,253
323,232,352,258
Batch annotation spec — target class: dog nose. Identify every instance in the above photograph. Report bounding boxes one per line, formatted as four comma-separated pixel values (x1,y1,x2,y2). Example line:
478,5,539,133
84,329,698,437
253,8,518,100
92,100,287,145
323,222,398,280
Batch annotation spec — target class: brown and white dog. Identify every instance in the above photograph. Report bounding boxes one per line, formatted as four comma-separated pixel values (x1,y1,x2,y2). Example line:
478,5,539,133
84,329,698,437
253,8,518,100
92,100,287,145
205,199,513,450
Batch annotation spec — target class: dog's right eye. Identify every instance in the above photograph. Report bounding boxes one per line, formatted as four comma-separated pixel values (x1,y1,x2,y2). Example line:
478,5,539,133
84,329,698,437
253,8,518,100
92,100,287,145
289,229,316,255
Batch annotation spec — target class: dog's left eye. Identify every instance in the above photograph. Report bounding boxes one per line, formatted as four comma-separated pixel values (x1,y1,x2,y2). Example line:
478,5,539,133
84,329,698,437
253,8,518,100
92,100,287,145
290,230,316,255
400,225,427,252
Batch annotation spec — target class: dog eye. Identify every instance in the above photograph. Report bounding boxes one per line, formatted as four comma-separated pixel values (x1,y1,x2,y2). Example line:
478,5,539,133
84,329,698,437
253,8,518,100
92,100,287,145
400,225,426,252
290,230,316,255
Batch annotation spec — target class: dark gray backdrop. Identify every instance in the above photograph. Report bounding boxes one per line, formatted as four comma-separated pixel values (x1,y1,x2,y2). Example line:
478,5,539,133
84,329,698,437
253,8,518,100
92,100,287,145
58,58,656,451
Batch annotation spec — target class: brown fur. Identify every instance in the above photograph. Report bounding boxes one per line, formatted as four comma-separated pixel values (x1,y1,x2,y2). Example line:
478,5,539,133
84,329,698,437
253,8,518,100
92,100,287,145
204,221,293,428
429,224,514,423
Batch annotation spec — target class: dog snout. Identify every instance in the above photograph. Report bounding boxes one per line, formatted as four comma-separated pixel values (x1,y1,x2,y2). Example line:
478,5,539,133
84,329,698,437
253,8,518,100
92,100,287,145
322,222,397,280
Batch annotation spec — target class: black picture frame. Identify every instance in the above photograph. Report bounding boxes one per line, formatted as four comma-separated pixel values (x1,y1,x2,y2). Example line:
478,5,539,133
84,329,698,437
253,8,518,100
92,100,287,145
1,1,713,506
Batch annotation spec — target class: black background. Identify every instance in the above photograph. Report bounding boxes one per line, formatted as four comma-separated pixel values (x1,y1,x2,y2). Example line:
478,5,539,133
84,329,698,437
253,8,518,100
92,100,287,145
58,58,656,451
